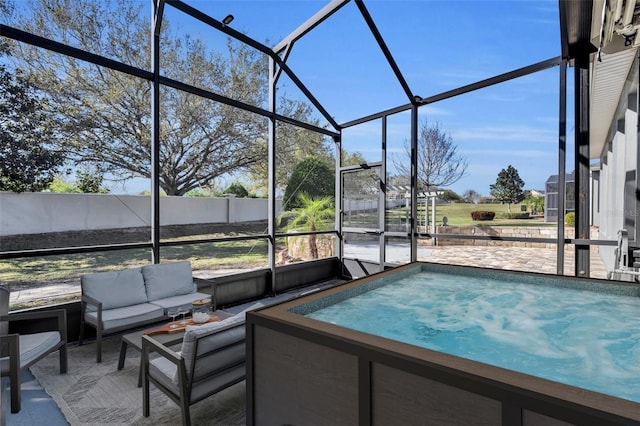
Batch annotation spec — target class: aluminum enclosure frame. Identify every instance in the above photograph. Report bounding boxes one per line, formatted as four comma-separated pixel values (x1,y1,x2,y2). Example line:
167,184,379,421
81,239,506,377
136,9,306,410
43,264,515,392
0,0,605,285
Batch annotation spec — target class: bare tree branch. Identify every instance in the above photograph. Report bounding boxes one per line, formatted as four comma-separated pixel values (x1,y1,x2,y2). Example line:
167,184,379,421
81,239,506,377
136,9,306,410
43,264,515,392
392,119,467,191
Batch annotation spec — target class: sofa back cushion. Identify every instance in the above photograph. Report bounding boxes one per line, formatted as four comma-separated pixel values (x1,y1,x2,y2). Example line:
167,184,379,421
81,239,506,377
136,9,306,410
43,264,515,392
143,261,196,302
177,313,246,384
81,268,147,311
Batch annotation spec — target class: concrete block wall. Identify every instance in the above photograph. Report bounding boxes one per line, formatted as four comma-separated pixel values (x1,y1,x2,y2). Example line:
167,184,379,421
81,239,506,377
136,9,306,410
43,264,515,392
0,192,282,236
434,226,578,248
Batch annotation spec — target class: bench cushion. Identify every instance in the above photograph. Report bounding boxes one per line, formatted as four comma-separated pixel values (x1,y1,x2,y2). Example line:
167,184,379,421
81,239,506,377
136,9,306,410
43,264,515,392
81,267,147,311
148,292,210,313
84,303,164,331
143,261,197,302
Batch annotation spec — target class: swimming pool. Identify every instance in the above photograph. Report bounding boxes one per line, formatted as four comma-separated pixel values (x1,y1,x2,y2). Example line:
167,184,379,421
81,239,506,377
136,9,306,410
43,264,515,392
302,269,640,403
247,263,640,425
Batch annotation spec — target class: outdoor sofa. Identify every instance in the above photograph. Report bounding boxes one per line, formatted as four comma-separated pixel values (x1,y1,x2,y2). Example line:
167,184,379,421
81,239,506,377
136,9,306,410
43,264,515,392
79,261,213,362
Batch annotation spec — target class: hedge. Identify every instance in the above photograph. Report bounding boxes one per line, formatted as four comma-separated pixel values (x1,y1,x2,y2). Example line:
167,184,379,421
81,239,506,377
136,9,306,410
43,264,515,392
470,211,495,221
495,212,530,219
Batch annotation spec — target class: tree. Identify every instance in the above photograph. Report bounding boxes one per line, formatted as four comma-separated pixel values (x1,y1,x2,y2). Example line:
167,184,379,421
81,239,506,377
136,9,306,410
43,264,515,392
278,193,334,259
247,99,333,193
490,165,525,212
7,0,319,196
392,119,467,191
283,157,334,210
439,189,462,203
224,182,249,198
524,194,544,215
75,168,109,193
0,43,64,193
463,189,481,204
47,168,110,193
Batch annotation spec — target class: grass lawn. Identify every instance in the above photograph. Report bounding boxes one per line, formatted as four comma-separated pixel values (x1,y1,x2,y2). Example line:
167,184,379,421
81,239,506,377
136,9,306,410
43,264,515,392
3,237,271,309
385,202,552,228
435,203,551,227
1,237,269,287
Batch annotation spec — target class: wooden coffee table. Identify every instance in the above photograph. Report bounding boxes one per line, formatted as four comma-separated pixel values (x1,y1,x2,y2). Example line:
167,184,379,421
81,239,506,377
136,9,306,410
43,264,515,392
118,310,232,386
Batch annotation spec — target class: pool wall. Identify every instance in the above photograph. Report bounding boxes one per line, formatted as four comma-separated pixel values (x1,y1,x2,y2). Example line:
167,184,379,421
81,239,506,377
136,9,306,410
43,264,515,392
246,262,640,426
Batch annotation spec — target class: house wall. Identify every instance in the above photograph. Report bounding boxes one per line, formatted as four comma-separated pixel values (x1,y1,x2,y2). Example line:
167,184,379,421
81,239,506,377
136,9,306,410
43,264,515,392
596,88,639,272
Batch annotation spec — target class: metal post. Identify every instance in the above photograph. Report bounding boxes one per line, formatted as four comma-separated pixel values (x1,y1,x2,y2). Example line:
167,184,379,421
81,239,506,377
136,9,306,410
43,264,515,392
556,59,567,275
574,52,591,277
379,116,387,271
150,1,162,263
410,105,418,262
334,134,342,262
268,57,277,295
635,53,640,246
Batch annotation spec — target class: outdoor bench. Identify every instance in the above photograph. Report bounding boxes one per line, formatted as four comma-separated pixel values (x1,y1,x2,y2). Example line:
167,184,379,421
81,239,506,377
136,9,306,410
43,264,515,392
79,261,213,362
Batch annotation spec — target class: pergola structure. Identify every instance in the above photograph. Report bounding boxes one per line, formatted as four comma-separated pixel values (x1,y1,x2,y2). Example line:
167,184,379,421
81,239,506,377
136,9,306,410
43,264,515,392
1,0,635,299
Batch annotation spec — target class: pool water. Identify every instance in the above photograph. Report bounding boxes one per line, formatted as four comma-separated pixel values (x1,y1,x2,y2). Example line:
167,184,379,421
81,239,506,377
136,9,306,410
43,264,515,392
304,271,640,403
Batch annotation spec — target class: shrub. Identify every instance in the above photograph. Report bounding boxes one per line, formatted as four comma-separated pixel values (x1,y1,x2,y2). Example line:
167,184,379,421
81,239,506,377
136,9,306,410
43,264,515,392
565,212,575,226
283,157,334,210
495,212,530,219
224,182,249,198
470,211,495,221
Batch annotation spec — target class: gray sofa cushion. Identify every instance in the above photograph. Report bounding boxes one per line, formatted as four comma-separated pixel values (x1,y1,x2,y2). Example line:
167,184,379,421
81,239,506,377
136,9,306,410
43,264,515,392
143,261,197,302
81,267,147,311
148,292,210,313
84,303,164,331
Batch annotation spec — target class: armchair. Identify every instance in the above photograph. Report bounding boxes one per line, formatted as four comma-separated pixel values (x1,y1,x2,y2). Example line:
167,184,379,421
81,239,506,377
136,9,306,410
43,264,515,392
0,286,67,414
142,313,246,426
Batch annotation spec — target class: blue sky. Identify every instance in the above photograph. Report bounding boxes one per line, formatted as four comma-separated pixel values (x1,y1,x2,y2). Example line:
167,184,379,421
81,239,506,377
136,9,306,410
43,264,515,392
161,0,573,197
12,0,568,196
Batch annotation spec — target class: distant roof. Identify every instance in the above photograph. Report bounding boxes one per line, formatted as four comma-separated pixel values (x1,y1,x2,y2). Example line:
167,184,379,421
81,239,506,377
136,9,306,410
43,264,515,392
546,173,576,183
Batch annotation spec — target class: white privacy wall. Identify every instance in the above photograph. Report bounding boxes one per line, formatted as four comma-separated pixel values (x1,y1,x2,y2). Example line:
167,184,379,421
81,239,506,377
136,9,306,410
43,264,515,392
0,193,282,236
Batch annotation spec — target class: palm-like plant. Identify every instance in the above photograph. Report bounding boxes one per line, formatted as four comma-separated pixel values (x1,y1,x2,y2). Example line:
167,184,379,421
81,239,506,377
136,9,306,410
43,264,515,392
278,193,335,259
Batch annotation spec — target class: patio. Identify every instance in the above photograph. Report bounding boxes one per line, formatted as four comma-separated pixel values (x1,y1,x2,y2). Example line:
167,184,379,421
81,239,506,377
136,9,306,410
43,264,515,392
4,243,609,425
5,279,345,426
2,0,639,424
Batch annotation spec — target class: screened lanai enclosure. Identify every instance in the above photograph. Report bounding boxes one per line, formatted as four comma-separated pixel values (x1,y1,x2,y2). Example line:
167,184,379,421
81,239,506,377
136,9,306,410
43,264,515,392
4,0,640,425
1,0,639,315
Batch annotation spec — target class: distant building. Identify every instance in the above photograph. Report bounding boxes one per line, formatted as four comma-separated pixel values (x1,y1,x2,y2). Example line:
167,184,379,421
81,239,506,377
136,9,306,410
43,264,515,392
544,173,575,223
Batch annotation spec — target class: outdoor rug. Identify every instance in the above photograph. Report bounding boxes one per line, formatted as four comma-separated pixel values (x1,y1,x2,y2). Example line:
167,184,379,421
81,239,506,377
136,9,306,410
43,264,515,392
30,338,246,425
